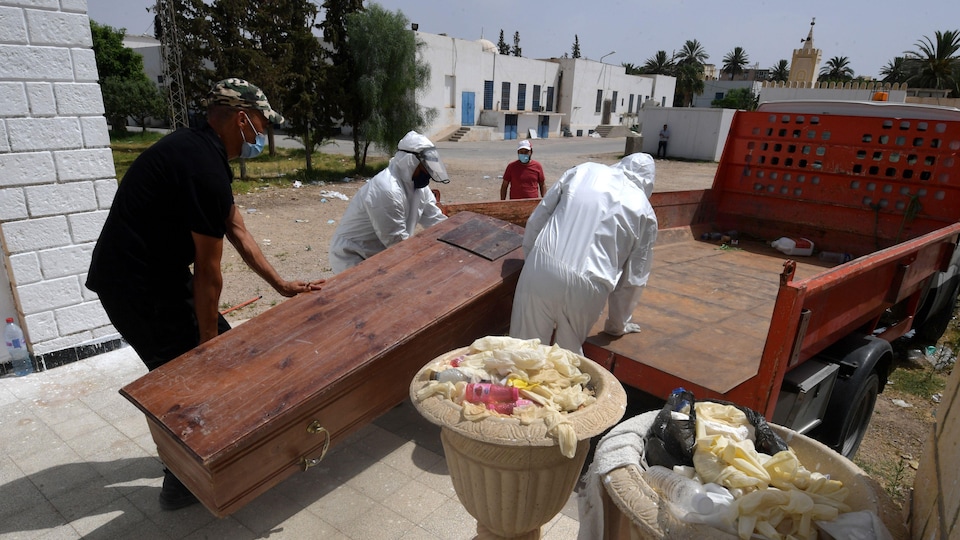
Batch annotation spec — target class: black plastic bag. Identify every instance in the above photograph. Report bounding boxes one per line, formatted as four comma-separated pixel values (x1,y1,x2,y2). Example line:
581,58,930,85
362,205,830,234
645,388,697,468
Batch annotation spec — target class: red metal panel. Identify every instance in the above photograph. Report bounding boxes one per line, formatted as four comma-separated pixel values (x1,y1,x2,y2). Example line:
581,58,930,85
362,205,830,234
714,110,960,247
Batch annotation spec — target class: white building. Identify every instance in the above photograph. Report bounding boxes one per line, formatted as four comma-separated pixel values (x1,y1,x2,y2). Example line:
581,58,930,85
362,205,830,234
416,32,675,141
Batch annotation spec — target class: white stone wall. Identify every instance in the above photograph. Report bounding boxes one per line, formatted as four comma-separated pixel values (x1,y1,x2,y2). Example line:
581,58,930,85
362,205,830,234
0,0,116,360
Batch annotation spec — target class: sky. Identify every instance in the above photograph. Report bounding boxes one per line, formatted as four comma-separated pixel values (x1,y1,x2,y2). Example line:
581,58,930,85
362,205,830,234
85,0,958,79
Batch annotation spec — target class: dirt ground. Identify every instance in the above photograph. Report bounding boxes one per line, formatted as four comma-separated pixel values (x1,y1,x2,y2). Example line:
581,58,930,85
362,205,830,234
220,150,932,513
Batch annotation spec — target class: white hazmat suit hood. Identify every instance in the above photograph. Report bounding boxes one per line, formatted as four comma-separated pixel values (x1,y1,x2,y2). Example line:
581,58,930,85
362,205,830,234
612,153,655,198
327,131,448,273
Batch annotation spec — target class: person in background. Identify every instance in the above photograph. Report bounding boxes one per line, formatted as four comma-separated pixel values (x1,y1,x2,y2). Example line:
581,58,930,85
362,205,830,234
509,153,658,355
328,131,449,273
657,124,670,158
500,139,546,200
86,78,325,511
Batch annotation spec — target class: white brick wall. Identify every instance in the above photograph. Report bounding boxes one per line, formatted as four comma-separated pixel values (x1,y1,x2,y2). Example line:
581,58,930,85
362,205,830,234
0,2,117,361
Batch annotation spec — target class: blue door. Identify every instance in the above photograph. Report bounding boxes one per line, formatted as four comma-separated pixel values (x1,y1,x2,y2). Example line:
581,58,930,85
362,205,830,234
538,115,550,139
461,92,475,126
504,114,518,140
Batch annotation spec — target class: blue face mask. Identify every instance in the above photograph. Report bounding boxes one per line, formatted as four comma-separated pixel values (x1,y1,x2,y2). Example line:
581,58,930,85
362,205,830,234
518,153,531,164
240,112,266,159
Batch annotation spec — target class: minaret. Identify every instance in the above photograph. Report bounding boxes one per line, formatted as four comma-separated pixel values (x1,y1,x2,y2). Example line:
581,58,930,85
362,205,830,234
788,18,822,86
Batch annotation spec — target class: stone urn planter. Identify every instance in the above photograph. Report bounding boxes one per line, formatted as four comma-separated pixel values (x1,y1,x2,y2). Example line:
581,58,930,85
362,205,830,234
410,345,627,539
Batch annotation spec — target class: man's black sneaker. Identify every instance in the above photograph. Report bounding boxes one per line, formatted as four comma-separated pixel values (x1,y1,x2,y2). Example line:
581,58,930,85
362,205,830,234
159,469,200,511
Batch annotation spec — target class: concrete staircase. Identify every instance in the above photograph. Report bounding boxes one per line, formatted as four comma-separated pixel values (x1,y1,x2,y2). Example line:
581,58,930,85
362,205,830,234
448,127,471,142
593,125,632,138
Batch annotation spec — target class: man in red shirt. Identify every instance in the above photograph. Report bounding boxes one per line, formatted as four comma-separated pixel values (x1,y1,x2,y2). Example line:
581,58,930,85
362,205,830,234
500,139,546,200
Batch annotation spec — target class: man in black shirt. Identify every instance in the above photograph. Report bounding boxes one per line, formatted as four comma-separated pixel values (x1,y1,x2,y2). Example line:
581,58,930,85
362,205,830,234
87,78,324,510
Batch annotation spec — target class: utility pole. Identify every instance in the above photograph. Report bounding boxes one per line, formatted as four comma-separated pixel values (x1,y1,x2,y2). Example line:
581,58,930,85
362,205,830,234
155,0,189,130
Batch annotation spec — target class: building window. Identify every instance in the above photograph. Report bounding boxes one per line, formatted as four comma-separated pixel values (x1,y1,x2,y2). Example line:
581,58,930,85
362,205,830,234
483,80,494,110
502,81,511,110
628,94,635,113
595,89,603,113
715,92,724,100
545,86,555,111
611,91,618,113
518,83,527,111
532,85,541,111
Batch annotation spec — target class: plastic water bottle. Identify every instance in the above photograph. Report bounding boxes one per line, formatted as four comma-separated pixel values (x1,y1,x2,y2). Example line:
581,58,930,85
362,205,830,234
642,465,715,515
4,318,33,377
818,251,853,263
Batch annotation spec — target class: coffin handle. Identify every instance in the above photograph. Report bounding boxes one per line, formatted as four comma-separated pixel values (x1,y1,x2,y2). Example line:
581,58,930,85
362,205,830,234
300,420,330,471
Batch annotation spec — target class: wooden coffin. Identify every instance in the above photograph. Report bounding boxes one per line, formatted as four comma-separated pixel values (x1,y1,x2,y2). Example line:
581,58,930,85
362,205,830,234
120,212,525,517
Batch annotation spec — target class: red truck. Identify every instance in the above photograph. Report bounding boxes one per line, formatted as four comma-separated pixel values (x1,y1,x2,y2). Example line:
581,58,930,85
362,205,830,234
441,100,960,458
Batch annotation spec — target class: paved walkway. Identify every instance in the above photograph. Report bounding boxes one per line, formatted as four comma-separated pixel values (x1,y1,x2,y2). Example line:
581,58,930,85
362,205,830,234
0,345,581,539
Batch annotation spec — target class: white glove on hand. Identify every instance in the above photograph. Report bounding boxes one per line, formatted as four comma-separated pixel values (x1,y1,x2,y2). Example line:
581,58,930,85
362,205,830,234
604,322,642,336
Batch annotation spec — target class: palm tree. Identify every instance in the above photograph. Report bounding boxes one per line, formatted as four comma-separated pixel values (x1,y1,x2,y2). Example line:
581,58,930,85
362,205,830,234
768,59,789,82
879,57,909,84
722,46,749,80
675,39,709,67
674,62,705,107
819,56,855,82
903,30,960,95
641,50,675,75
621,62,642,75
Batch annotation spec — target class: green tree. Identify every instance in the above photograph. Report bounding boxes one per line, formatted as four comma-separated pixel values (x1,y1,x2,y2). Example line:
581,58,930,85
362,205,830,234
571,34,581,59
673,62,704,107
101,76,166,132
819,56,855,82
722,46,749,80
154,0,217,116
675,39,709,67
90,20,163,133
641,50,675,75
904,30,960,96
345,4,435,169
512,31,522,57
880,57,909,84
768,59,790,82
711,87,758,110
621,62,641,75
497,29,510,55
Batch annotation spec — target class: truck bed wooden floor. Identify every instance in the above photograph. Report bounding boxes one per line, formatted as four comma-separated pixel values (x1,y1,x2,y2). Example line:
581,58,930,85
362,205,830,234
587,234,831,396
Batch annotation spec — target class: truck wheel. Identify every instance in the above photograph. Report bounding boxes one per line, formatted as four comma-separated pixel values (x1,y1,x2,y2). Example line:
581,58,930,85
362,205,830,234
915,292,957,343
814,372,880,459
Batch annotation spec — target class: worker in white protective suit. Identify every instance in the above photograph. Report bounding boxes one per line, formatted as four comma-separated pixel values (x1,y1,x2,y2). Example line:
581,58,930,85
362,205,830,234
510,153,658,355
328,131,449,273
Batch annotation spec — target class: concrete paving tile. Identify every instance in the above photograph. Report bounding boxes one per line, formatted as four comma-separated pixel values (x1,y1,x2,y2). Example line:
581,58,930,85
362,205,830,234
32,524,83,540
45,405,111,442
109,413,151,440
142,497,218,538
338,504,416,540
0,499,68,539
11,438,86,477
413,458,457,500
344,460,412,503
365,435,443,479
95,456,163,496
355,424,411,461
23,460,101,501
47,475,127,522
398,525,445,539
542,513,580,539
303,484,377,531
233,488,343,538
180,517,257,540
419,498,478,540
56,495,146,540
0,466,46,520
380,478,448,525
64,423,142,462
0,454,26,484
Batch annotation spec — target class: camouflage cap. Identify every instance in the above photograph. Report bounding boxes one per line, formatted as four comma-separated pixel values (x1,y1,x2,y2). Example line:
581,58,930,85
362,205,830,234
205,78,285,125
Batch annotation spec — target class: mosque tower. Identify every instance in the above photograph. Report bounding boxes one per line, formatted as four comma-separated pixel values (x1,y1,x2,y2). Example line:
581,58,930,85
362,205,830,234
788,18,822,86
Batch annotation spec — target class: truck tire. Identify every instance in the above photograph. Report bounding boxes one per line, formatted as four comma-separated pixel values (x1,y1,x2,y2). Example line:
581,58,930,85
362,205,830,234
914,278,959,343
812,372,880,459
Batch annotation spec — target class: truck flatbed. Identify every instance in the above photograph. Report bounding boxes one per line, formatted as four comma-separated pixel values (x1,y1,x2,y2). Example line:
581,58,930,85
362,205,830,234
586,233,829,395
